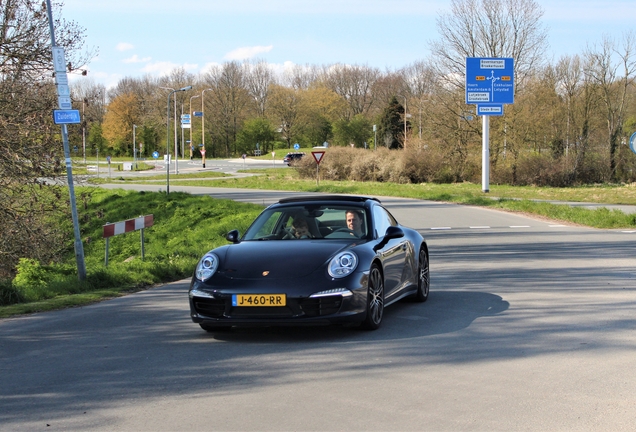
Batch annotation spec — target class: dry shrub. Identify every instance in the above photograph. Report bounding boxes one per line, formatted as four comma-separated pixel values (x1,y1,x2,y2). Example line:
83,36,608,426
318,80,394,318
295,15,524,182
513,153,570,186
350,148,387,181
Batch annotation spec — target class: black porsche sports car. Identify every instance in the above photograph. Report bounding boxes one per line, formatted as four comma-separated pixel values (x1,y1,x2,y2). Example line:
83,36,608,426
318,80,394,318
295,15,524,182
189,195,429,331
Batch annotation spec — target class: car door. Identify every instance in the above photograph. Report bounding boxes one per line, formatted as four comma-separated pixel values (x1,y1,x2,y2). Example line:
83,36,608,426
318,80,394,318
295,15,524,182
372,205,408,300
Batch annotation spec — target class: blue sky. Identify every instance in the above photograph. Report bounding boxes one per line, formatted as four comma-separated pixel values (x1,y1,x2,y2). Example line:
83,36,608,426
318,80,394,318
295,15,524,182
63,0,636,89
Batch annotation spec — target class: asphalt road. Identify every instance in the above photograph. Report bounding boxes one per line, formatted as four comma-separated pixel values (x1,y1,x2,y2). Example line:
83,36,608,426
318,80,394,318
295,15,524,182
1,187,635,431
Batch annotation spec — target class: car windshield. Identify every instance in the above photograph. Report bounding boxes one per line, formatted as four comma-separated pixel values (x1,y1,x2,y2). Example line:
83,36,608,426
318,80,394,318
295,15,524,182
242,204,368,241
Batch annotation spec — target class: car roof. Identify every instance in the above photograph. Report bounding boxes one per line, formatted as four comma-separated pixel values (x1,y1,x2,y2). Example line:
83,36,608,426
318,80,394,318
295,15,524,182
277,195,381,205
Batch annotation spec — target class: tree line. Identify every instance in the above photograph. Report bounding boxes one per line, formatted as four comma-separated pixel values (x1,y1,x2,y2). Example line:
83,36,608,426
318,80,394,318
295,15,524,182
73,1,636,186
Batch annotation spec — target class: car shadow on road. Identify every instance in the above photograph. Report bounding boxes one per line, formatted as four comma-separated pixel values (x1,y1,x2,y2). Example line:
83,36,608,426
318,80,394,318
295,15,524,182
205,290,508,343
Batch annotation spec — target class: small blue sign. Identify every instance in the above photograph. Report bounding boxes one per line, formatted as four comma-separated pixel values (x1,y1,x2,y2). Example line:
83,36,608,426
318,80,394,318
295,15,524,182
466,58,514,105
152,151,159,159
52,109,81,124
477,104,504,116
629,132,636,155
294,143,300,150
193,111,203,117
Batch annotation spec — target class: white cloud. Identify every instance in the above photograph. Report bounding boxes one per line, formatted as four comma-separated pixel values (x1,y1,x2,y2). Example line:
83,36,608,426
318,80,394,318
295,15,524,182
116,42,134,52
224,45,273,61
141,61,199,76
123,54,152,64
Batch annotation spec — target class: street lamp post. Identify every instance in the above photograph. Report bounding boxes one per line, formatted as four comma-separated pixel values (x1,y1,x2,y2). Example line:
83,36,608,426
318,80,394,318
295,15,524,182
133,124,137,161
82,98,87,164
165,86,192,195
201,88,213,168
402,95,408,149
189,94,200,160
160,86,181,174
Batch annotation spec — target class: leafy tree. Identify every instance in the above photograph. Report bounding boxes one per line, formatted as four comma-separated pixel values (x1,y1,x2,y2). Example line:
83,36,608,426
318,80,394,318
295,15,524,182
377,97,406,149
333,114,372,148
235,118,277,154
102,92,142,155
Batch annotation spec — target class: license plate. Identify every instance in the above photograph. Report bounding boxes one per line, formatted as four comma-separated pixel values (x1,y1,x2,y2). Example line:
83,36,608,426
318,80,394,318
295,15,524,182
232,294,286,307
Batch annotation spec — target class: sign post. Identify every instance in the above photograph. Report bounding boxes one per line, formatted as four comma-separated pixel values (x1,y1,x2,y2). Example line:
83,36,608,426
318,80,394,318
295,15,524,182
46,0,86,280
466,57,515,193
312,151,325,186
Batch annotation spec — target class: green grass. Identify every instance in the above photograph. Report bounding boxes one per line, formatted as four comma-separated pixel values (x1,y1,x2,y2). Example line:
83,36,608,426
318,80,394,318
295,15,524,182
0,189,263,316
4,164,636,317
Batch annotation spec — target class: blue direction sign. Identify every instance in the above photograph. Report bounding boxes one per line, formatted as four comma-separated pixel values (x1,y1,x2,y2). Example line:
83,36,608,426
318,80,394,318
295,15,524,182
152,151,160,159
52,109,81,124
193,111,203,117
466,58,514,105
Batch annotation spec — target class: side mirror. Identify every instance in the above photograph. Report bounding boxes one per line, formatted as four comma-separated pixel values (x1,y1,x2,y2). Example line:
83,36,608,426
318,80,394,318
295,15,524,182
226,229,240,244
384,226,404,240
373,226,404,252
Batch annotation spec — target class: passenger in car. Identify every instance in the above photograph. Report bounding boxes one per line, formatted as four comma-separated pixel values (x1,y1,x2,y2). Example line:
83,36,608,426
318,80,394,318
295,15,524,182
292,217,314,239
345,209,364,237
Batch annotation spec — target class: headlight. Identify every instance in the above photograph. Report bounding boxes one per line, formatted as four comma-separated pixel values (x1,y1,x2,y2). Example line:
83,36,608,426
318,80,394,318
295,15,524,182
195,252,219,281
328,251,358,278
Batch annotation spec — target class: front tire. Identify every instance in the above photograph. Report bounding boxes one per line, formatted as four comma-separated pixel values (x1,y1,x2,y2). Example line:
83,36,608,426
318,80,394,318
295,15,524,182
413,248,430,302
361,264,384,330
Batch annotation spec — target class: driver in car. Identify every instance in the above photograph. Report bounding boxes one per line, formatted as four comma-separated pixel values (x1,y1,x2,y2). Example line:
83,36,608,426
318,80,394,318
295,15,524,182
345,209,364,237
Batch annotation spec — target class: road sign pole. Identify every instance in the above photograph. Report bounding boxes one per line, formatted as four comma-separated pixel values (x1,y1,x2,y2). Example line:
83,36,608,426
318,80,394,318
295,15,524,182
482,115,490,193
46,0,86,281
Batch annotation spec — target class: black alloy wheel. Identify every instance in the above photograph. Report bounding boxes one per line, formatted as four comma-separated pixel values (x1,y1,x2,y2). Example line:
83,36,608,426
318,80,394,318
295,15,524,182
414,248,430,302
361,264,384,330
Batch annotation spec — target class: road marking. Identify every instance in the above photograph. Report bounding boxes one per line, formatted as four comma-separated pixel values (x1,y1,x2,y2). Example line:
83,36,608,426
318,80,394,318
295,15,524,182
510,225,530,228
549,225,567,228
431,227,452,230
470,226,491,229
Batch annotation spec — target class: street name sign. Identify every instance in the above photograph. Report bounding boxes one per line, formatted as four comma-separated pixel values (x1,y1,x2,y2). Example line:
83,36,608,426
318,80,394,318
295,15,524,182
53,109,81,124
477,104,504,116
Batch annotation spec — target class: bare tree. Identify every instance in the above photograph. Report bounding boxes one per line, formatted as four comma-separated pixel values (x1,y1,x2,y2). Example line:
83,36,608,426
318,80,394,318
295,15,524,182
244,59,274,117
585,32,636,179
431,0,548,88
280,63,320,90
321,64,380,120
0,0,91,278
203,62,250,156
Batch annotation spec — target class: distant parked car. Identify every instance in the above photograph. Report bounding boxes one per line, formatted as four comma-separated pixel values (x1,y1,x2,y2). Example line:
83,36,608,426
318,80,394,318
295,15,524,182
283,152,305,166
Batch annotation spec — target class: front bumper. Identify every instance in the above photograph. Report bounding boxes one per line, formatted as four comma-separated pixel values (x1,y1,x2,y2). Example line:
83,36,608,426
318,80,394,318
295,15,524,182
188,271,369,327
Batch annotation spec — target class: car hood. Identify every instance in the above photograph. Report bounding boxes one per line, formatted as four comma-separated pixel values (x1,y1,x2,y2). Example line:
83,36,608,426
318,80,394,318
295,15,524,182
218,240,359,280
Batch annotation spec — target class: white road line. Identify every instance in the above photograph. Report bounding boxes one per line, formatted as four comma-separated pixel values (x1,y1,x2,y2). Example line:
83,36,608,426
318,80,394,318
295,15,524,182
622,230,636,233
430,227,452,230
549,225,567,227
470,226,491,229
510,225,531,228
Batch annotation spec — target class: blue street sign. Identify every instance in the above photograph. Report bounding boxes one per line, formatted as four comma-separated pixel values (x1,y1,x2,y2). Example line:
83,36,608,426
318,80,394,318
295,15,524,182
193,111,203,117
52,109,81,124
630,132,636,155
477,104,504,116
152,151,159,159
294,143,300,150
466,58,514,105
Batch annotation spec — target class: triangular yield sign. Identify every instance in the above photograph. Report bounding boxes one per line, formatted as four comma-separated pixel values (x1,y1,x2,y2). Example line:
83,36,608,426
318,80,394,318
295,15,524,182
312,151,325,165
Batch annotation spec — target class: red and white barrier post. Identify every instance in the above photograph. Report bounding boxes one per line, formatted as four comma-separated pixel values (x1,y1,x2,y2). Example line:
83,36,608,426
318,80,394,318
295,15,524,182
103,215,154,266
